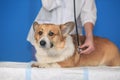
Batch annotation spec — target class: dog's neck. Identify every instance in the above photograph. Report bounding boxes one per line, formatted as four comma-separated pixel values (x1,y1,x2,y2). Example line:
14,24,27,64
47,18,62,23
46,35,74,57
53,38,65,50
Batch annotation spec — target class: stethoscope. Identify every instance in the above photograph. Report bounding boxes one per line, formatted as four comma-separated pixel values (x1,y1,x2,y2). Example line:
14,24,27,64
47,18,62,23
73,0,81,52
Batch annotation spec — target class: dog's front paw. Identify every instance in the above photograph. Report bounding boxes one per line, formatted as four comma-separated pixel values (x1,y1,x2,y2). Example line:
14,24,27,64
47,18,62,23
31,62,61,68
31,62,40,68
38,63,51,68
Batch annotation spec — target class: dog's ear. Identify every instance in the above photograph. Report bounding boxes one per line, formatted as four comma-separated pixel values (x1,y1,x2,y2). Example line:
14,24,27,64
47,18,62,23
60,22,74,36
33,22,39,31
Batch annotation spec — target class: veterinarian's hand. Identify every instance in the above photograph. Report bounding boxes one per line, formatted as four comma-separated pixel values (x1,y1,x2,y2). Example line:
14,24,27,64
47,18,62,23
80,22,95,54
80,37,95,54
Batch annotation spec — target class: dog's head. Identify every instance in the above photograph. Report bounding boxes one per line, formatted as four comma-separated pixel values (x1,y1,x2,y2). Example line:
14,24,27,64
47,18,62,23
33,22,74,49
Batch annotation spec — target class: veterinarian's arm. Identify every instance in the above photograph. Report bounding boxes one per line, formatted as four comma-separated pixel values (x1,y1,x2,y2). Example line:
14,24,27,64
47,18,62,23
41,0,63,11
80,0,97,54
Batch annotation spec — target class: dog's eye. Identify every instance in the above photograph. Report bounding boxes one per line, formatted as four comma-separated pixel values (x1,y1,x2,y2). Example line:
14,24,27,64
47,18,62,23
38,31,43,35
49,31,54,36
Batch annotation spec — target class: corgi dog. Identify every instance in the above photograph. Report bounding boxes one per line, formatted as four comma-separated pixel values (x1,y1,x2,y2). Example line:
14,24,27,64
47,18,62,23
32,22,120,68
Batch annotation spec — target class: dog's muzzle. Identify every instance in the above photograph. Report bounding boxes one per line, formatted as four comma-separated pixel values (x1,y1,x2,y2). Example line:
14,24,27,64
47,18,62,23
40,40,53,48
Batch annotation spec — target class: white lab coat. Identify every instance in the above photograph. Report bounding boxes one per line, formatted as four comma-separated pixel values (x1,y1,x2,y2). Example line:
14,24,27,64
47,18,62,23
27,0,97,45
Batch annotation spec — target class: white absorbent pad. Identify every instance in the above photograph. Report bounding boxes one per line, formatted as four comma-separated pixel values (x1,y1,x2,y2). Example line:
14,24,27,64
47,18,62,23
0,62,120,80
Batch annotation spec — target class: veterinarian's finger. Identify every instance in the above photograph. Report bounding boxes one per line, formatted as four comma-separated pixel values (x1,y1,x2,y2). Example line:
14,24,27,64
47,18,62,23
80,47,93,54
80,44,86,48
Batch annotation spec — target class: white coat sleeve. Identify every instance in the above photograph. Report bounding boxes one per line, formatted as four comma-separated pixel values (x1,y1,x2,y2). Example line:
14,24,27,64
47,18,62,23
80,0,97,26
41,0,63,11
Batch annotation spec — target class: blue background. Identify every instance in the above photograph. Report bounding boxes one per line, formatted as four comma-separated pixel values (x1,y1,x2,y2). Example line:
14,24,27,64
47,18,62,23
0,0,120,62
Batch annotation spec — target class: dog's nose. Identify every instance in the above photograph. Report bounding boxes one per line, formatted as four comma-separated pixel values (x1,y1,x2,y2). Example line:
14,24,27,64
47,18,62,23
40,40,46,46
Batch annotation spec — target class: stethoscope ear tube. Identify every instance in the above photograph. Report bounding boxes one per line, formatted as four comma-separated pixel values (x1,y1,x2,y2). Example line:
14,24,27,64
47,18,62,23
73,0,80,47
